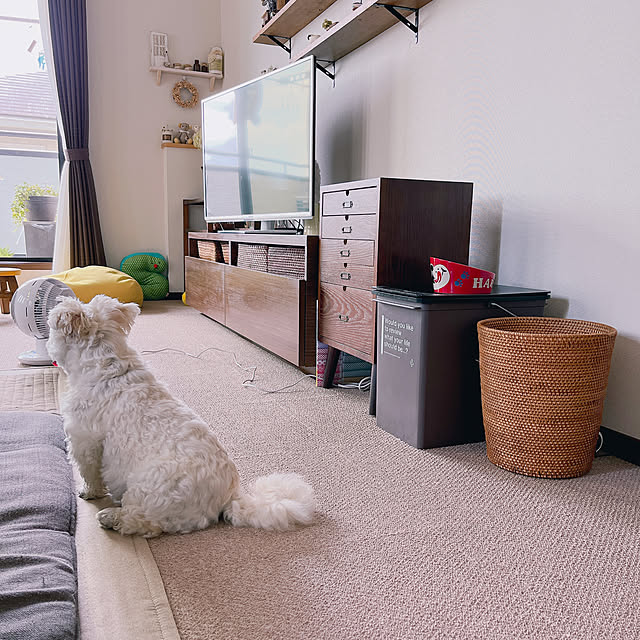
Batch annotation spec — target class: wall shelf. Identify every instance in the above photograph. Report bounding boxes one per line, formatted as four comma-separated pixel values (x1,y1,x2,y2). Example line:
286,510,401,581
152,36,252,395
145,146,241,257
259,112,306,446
253,0,340,48
150,66,223,92
294,0,432,78
253,0,433,81
161,142,200,150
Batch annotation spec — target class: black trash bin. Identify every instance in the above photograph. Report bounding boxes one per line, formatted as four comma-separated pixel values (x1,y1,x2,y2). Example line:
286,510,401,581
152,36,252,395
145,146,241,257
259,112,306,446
373,285,551,449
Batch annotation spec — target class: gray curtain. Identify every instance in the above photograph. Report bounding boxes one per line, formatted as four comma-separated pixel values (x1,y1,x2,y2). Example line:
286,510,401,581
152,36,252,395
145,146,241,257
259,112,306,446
48,0,106,267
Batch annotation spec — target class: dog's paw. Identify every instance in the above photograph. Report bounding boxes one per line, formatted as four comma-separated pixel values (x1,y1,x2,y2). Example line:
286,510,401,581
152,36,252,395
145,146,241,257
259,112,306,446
79,484,108,500
97,507,121,530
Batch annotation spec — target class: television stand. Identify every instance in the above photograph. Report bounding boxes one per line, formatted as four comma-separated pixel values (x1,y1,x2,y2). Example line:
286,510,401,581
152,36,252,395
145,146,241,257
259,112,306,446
185,232,318,368
244,229,299,235
213,229,298,234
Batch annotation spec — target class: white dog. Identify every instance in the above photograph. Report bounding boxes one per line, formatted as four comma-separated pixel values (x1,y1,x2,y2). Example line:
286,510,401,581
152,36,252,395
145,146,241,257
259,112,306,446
47,295,314,538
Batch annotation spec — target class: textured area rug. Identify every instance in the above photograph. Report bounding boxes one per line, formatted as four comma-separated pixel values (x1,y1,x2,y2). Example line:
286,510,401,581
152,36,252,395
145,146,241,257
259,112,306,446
74,468,180,640
0,367,60,413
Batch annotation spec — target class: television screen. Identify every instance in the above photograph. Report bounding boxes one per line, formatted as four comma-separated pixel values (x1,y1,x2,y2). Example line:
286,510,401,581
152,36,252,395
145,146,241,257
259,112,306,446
202,56,315,223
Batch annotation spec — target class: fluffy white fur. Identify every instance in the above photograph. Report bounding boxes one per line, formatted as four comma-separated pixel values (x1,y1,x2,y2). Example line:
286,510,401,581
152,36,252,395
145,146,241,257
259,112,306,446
47,295,314,538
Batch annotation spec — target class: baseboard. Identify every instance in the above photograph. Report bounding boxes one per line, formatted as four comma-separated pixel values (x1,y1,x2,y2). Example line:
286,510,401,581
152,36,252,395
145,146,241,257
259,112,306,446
600,427,640,466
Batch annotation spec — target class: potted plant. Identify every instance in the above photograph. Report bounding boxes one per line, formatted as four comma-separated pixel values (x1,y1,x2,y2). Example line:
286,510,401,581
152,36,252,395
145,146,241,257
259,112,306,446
11,183,58,258
11,183,58,224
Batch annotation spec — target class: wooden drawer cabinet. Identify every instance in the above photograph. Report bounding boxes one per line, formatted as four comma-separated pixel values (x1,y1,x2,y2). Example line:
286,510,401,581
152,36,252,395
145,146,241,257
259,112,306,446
320,239,374,266
319,261,375,290
319,177,473,371
322,186,378,216
319,283,375,359
321,213,377,240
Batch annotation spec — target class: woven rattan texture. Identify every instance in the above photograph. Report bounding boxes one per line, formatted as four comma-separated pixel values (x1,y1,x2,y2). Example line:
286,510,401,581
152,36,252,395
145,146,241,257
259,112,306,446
237,244,268,272
267,246,305,279
197,240,228,263
477,316,617,478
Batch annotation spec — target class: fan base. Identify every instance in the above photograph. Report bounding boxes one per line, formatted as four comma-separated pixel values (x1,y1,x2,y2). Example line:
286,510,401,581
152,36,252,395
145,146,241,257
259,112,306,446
18,350,54,366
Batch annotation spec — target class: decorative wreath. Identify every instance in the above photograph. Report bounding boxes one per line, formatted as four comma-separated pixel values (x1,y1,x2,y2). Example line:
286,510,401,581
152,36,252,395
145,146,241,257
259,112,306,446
172,79,199,108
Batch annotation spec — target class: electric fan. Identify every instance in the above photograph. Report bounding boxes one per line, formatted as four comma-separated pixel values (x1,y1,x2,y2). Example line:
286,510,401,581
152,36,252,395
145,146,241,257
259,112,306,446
10,278,76,366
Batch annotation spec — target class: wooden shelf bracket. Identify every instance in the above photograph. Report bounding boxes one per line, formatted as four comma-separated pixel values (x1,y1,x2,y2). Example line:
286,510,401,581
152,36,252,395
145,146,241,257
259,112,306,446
376,4,419,43
266,35,292,57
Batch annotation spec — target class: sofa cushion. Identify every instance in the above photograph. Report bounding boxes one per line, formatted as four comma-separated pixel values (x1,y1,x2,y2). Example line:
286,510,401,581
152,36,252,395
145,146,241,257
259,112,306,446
0,530,77,640
0,446,75,533
0,411,66,452
0,411,77,640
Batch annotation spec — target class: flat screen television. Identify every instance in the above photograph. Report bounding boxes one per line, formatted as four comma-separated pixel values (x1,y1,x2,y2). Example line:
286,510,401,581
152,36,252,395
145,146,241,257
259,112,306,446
201,56,316,224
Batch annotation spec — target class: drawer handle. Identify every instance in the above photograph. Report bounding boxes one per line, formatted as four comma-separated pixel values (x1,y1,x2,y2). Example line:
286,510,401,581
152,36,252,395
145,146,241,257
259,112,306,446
340,272,351,280
340,249,351,257
338,314,349,322
341,226,352,234
342,200,353,209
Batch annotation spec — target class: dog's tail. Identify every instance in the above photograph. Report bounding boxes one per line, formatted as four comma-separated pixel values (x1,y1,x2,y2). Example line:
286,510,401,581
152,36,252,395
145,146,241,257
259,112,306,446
224,473,314,531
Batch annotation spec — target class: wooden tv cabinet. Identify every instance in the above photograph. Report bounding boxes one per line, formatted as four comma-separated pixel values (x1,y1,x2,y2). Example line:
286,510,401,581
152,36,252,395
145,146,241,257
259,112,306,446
185,232,318,368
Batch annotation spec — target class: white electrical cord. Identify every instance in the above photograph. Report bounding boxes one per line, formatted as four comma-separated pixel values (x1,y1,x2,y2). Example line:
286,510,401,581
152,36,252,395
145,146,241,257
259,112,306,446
595,431,604,454
141,346,316,394
337,376,371,391
243,374,317,394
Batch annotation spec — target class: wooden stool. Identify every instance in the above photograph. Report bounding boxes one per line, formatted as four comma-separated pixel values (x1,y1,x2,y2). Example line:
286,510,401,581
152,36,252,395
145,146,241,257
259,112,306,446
0,268,21,314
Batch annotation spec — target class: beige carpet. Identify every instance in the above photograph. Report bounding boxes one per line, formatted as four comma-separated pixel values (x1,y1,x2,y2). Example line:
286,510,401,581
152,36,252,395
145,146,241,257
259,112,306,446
3,302,640,639
0,309,33,368
124,302,639,640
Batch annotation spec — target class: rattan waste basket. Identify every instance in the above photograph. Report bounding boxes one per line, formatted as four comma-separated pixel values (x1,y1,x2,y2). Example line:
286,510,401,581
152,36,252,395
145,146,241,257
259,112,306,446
477,317,617,478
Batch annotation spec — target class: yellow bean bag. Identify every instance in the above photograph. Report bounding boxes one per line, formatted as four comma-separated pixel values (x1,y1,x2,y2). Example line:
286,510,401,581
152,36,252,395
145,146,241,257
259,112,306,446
49,266,144,307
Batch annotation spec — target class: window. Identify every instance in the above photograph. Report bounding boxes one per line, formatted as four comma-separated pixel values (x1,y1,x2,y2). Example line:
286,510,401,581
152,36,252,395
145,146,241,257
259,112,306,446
0,0,59,264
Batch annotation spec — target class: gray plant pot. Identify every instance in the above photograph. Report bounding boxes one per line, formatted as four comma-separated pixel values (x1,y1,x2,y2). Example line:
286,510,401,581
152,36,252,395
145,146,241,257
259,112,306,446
26,195,58,222
23,221,56,258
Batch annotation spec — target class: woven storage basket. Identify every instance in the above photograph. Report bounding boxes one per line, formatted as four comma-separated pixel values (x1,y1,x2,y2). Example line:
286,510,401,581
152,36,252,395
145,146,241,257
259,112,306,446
477,317,617,479
267,246,305,279
197,240,227,263
220,242,230,264
237,244,268,272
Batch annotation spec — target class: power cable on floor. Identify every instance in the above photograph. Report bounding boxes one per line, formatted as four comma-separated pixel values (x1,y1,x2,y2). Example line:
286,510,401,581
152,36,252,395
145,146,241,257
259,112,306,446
141,346,316,394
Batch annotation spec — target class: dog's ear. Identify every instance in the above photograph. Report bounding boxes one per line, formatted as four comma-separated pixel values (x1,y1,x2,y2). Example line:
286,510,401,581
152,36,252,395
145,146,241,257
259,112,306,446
48,297,93,337
89,295,140,335
110,301,140,335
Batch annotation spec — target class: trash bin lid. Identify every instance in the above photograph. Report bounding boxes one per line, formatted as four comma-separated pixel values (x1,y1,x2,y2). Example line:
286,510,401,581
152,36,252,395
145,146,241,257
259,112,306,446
373,285,551,304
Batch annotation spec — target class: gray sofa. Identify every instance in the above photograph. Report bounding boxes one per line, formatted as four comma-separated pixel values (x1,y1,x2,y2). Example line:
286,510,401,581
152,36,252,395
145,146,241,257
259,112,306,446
0,411,77,639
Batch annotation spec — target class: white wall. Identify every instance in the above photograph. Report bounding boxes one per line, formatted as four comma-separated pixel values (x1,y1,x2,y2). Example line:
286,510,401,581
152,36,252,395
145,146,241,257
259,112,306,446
87,0,221,268
221,0,640,438
220,2,284,86
163,146,204,292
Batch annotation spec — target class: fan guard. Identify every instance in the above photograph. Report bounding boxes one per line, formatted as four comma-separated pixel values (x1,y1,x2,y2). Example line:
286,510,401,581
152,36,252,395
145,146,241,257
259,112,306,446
10,278,76,365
